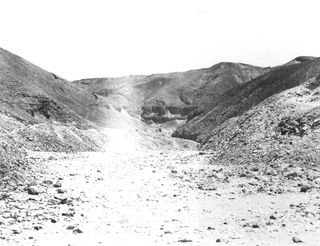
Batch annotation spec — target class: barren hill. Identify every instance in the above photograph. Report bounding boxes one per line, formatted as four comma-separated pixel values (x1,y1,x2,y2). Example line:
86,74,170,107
173,56,320,166
72,63,267,123
0,48,196,186
0,47,118,184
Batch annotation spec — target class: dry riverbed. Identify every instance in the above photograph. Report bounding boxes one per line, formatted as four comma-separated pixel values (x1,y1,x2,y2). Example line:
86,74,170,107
1,150,320,246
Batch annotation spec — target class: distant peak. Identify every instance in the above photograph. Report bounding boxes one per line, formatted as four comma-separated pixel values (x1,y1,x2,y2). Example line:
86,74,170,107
284,56,318,66
294,56,317,63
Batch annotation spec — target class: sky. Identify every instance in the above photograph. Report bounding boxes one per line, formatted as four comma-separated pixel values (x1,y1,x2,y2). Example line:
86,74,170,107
1,0,320,81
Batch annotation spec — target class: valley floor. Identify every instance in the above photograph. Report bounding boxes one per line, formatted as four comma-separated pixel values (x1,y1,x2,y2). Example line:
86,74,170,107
0,150,320,246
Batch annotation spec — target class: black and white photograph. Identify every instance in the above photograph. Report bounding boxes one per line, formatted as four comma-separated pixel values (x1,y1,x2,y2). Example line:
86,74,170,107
0,0,320,245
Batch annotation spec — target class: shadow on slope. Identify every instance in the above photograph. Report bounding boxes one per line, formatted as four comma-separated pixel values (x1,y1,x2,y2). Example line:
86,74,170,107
173,56,320,169
173,57,319,142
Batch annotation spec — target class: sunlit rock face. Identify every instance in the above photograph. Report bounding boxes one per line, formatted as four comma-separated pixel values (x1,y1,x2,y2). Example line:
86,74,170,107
141,102,197,124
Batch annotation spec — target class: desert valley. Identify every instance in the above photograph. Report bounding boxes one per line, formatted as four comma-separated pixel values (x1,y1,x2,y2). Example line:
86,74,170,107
0,47,320,245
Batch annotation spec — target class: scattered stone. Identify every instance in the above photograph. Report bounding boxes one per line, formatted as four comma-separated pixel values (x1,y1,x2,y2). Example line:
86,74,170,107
164,231,173,234
43,180,53,185
50,218,57,223
216,239,221,243
33,226,43,230
27,187,40,195
66,225,76,230
206,187,217,191
59,198,68,205
292,237,303,243
266,221,274,226
286,172,299,179
57,189,66,194
266,169,277,176
207,227,215,230
252,224,259,228
300,185,312,193
178,239,193,243
270,215,276,220
53,182,62,188
171,170,178,174
48,199,60,205
73,228,83,234
62,212,74,217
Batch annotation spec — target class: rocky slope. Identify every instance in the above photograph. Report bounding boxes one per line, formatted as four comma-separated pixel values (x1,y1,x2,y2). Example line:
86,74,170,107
0,47,106,186
0,48,196,188
173,56,320,167
72,63,267,123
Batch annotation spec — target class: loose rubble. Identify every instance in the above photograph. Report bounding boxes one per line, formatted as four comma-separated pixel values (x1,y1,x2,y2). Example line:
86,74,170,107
0,150,319,245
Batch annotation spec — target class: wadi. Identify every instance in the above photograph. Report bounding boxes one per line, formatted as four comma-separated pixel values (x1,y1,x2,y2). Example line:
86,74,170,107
0,47,319,245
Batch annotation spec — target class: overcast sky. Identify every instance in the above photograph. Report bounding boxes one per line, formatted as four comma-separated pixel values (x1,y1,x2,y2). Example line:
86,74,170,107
1,0,320,80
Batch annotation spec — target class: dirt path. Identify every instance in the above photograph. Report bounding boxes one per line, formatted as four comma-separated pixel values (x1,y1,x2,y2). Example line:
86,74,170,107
1,150,320,245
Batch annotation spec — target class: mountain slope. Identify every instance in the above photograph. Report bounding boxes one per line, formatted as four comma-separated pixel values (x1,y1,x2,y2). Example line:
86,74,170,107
0,48,197,187
173,56,320,166
72,63,267,123
173,57,319,141
0,47,108,185
0,47,141,129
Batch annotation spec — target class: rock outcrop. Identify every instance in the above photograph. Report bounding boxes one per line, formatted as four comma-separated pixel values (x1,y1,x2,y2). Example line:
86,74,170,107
141,101,197,123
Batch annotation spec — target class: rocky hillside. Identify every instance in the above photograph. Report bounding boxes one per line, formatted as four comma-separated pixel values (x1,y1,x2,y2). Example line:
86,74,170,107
173,56,320,167
73,63,267,123
0,47,119,149
0,48,94,185
0,48,197,187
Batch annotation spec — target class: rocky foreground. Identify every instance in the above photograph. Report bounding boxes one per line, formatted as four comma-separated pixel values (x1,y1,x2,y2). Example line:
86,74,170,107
1,150,320,246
